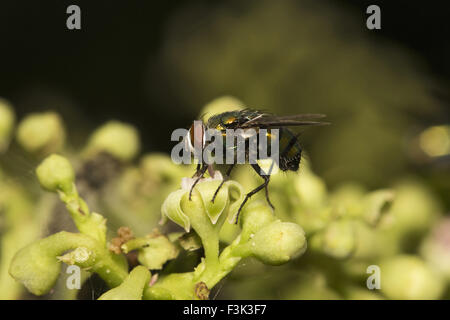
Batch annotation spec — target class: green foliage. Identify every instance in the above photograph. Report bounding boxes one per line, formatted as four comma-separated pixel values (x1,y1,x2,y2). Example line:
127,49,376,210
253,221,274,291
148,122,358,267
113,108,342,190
1,97,448,300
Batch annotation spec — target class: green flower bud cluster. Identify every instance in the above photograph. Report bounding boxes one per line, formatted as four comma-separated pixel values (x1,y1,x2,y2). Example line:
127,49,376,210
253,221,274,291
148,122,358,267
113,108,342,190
36,154,107,243
12,153,307,301
2,96,448,300
102,153,193,234
145,176,307,299
216,139,445,299
0,177,38,299
9,155,131,296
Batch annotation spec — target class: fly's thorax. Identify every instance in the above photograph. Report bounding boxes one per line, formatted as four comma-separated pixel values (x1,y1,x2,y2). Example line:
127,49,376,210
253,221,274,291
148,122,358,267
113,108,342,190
209,127,281,167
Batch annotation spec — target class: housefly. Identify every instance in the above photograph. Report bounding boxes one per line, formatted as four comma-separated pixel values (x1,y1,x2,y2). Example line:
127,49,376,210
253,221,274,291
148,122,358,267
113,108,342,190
186,109,328,222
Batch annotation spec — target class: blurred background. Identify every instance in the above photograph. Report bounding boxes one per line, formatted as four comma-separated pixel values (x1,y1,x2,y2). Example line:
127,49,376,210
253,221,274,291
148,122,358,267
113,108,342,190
0,0,449,299
0,0,448,192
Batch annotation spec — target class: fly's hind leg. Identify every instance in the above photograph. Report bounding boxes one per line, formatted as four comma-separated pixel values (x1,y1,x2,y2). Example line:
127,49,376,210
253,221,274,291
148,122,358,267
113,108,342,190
251,163,274,210
264,181,274,210
234,176,270,223
211,164,235,203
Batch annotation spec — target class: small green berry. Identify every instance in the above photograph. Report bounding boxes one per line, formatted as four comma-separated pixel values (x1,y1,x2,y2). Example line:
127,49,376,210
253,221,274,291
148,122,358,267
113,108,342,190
379,255,445,300
85,121,140,161
200,96,245,121
248,220,307,265
239,200,275,242
309,220,356,259
36,154,75,193
16,112,65,155
294,162,327,209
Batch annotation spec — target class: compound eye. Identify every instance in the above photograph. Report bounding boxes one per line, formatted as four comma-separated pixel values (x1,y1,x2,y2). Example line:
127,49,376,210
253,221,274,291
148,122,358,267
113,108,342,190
188,121,205,150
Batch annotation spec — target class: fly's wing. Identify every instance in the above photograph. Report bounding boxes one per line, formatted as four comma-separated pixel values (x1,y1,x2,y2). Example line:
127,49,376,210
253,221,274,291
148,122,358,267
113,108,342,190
240,113,328,129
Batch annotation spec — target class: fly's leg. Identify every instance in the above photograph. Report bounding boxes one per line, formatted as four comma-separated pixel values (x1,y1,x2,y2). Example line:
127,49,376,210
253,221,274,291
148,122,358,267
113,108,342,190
191,163,201,178
251,163,274,210
234,177,270,224
264,181,274,209
189,164,208,200
211,164,235,203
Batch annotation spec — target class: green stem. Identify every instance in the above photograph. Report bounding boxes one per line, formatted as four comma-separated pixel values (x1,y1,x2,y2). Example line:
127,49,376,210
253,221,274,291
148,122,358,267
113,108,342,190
202,233,220,271
197,236,245,289
46,231,127,287
57,185,107,245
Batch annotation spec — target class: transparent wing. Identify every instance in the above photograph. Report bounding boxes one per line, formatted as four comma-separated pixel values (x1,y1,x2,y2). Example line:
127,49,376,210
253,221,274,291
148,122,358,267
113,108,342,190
241,113,328,128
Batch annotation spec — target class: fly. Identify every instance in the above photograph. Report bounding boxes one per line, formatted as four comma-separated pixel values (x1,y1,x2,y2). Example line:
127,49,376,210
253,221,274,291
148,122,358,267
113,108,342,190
185,109,328,223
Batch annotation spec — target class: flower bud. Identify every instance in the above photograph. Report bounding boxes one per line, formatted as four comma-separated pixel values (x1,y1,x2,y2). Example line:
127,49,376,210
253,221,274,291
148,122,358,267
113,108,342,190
329,185,394,225
294,161,327,209
16,112,65,155
140,153,188,183
246,220,307,265
219,221,241,244
85,121,140,161
98,266,150,300
360,189,395,225
161,189,191,232
36,154,75,193
309,220,355,259
200,96,245,121
283,271,341,300
9,237,65,296
125,235,179,270
389,180,441,236
351,220,400,260
0,98,15,152
329,183,366,218
161,176,244,235
379,255,445,300
239,200,275,242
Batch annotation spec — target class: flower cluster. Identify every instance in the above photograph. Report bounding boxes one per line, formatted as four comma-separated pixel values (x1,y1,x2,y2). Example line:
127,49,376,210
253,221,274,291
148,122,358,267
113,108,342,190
1,96,449,300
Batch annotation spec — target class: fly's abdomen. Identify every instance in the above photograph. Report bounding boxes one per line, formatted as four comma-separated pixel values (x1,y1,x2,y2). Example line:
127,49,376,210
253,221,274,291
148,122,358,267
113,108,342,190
278,128,302,172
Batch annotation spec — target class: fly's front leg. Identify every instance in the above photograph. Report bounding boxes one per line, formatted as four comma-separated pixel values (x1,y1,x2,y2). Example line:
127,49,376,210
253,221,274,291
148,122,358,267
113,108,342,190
192,163,201,178
211,164,235,203
189,164,208,200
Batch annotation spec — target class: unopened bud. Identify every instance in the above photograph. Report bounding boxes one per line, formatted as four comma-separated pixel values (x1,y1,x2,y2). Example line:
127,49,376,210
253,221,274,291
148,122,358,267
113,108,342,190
16,112,65,155
36,154,75,193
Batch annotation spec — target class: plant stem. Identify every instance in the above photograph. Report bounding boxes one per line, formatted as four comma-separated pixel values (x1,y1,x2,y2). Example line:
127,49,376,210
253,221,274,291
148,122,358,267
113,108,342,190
49,231,128,287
